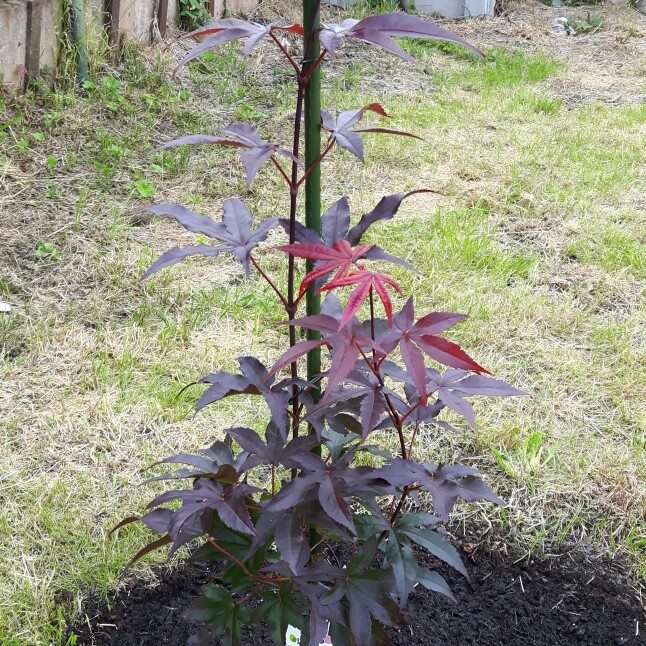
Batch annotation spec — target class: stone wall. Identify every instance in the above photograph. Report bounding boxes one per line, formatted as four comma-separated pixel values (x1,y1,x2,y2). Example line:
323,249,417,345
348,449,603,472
0,0,260,89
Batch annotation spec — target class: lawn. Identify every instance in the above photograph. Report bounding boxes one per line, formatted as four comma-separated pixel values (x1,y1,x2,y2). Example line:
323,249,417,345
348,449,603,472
0,1,644,643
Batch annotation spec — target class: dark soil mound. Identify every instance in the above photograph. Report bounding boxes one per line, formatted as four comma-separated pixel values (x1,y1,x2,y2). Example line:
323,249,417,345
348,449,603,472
70,541,644,646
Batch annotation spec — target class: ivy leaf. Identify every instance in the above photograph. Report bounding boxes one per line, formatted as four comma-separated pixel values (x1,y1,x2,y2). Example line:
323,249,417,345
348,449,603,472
156,123,296,188
320,14,483,62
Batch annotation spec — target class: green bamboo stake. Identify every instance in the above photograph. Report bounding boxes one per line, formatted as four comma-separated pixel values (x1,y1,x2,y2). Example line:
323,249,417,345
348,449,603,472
70,0,89,87
303,0,322,402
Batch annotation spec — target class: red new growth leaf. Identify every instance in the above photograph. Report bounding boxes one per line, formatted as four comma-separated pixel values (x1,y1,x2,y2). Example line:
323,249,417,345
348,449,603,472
278,240,373,300
319,271,402,329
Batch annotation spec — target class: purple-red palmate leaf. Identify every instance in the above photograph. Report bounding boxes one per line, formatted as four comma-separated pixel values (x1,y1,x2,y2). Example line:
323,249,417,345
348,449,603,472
225,423,318,472
345,189,436,246
264,560,344,646
155,123,297,188
265,449,369,534
141,199,278,278
269,297,383,403
319,13,483,63
279,237,404,327
319,270,402,329
274,512,305,574
425,367,524,430
306,368,392,440
147,477,260,537
380,297,489,405
321,539,404,645
140,244,232,281
194,357,304,439
374,459,504,522
110,508,173,536
172,20,304,74
321,103,422,163
278,191,433,290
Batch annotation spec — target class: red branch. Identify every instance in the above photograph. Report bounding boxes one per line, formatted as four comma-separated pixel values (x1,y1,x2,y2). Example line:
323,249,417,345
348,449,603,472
269,31,301,75
297,139,334,188
250,255,288,309
271,156,296,194
302,48,328,84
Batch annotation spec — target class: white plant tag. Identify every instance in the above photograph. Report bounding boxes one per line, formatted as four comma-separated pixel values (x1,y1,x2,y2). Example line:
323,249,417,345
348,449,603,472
285,624,301,645
285,624,332,645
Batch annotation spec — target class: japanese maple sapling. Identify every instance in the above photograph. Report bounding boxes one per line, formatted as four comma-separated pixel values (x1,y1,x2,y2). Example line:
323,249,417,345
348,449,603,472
114,4,522,645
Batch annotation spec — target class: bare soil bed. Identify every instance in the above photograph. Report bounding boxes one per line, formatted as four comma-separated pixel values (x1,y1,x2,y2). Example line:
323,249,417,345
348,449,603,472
72,536,644,646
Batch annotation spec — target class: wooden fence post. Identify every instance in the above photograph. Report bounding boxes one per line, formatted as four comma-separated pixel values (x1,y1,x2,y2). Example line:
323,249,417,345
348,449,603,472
158,0,169,37
23,0,43,91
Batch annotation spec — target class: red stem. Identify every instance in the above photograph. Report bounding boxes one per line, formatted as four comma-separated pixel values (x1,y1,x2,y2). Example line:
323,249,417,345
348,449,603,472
296,139,334,188
388,485,421,524
353,340,407,458
407,421,420,459
207,536,252,577
271,156,295,194
269,31,301,75
301,48,327,84
250,255,288,309
399,399,424,427
287,78,306,459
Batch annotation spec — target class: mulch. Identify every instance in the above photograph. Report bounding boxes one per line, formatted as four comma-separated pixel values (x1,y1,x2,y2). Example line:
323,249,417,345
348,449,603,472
70,535,645,645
